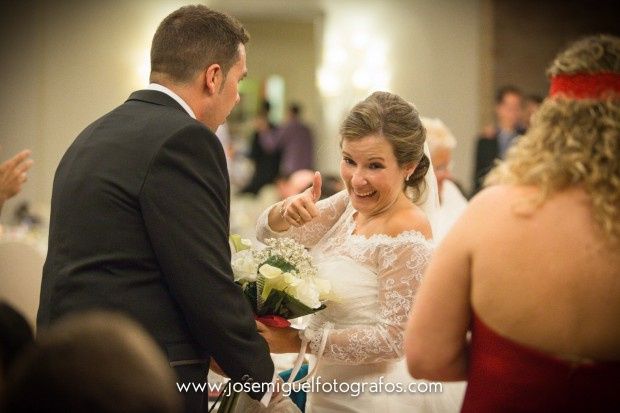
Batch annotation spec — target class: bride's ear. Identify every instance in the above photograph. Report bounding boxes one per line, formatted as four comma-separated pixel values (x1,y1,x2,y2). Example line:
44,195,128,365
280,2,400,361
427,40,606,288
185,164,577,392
405,163,417,181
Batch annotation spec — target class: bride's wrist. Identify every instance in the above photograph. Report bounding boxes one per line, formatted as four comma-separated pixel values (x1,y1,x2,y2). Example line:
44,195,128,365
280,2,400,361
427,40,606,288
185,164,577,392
293,334,304,353
269,200,292,231
298,329,313,354
278,198,289,219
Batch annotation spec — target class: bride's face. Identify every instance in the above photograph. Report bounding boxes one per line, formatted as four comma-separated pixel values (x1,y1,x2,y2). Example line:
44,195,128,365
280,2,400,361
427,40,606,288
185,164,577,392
340,134,410,217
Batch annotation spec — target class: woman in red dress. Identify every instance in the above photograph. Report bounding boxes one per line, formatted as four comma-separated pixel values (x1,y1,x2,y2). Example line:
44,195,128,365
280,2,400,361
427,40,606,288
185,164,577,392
405,34,620,412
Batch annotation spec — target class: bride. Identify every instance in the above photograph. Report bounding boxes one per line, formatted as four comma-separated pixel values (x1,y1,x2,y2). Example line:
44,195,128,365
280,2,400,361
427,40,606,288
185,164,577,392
255,91,465,412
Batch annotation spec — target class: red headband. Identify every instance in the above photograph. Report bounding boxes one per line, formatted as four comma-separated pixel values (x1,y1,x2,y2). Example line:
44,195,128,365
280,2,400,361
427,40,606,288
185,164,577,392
549,72,620,99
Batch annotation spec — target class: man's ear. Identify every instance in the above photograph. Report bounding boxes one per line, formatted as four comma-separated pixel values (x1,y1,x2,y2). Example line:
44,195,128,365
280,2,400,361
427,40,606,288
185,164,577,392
203,63,222,95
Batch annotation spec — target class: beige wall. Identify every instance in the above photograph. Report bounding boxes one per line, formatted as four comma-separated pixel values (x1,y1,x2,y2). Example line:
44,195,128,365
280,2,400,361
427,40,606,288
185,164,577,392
493,0,619,98
317,0,481,192
480,0,620,128
0,0,191,222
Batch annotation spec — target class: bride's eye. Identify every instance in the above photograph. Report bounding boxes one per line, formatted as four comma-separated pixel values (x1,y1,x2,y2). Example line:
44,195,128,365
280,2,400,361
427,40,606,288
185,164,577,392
369,162,384,169
343,157,355,165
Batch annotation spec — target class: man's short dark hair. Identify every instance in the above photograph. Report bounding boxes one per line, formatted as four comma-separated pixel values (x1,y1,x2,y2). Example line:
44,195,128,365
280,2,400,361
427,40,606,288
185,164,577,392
526,94,543,104
495,85,523,104
259,99,271,116
289,103,301,116
150,5,249,83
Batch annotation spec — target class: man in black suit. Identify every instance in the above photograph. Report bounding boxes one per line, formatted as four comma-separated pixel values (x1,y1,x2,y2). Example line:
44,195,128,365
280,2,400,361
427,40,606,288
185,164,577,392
472,85,526,195
37,6,273,412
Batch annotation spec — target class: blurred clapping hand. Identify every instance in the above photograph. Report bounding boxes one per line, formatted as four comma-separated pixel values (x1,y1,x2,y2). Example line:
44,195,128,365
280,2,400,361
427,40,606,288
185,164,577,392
0,149,33,215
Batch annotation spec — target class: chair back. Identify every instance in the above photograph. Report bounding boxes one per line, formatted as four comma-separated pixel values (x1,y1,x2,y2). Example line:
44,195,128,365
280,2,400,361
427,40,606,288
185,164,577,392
0,240,45,329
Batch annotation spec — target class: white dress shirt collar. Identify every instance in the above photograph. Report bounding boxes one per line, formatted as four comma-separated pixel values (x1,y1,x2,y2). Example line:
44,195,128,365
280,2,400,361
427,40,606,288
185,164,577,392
146,83,196,119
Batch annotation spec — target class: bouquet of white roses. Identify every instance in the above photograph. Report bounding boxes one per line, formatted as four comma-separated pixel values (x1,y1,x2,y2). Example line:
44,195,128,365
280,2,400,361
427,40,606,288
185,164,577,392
230,234,332,327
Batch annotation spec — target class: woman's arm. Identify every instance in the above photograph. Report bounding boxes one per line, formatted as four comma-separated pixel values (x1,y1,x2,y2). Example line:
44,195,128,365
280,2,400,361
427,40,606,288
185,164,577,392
405,203,474,381
256,181,349,248
303,239,432,364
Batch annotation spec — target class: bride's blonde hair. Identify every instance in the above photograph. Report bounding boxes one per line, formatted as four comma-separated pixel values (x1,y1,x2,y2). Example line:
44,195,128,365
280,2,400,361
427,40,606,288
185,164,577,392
485,34,620,242
339,91,429,203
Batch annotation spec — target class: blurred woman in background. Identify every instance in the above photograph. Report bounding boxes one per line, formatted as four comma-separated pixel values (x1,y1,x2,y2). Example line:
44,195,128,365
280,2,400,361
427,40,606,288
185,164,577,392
422,117,468,242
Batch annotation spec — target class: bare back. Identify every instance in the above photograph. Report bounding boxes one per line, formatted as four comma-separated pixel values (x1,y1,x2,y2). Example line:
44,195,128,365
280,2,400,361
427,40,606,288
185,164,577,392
469,185,620,361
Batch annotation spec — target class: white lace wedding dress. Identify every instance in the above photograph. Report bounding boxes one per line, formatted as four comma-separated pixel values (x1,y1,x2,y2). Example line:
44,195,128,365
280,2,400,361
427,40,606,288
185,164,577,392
257,190,465,412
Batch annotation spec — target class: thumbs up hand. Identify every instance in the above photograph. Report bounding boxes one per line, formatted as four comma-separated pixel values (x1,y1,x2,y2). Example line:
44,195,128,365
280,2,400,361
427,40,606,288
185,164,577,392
280,171,322,228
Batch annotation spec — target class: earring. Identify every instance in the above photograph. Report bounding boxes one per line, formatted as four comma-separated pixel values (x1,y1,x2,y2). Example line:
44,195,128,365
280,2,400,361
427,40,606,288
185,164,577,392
406,171,413,181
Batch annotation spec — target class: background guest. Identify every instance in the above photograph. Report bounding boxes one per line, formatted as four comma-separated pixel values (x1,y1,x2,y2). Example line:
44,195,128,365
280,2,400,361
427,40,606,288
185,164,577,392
275,169,315,200
240,100,281,195
406,34,620,412
277,103,315,176
276,170,343,201
472,85,525,195
3,312,182,413
523,93,544,128
422,117,468,242
0,302,34,382
319,174,344,200
0,149,33,217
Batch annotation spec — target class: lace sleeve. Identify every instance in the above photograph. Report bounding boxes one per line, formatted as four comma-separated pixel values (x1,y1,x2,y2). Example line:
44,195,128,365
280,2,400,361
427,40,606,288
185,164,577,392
307,235,433,364
256,190,349,248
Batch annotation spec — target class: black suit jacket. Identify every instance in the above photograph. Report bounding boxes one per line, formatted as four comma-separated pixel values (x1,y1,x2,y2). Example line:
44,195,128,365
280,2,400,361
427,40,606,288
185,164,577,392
239,125,281,195
472,126,526,195
38,90,273,396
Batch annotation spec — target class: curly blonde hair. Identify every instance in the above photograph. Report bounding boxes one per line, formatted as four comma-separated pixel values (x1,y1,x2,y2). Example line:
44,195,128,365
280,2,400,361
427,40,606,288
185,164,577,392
486,34,620,242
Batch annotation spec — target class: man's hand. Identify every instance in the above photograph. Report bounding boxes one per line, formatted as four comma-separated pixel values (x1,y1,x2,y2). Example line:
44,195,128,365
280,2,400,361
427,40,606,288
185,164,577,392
280,171,321,228
0,149,33,210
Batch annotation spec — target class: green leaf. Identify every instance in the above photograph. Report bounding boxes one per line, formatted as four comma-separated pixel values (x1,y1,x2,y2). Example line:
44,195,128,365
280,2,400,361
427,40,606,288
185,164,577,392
229,234,251,252
242,282,259,313
282,294,326,318
256,289,326,319
262,255,297,273
258,289,286,316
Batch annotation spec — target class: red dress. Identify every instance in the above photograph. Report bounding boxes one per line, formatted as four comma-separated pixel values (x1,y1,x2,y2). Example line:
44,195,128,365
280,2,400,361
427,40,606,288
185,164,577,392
461,312,620,412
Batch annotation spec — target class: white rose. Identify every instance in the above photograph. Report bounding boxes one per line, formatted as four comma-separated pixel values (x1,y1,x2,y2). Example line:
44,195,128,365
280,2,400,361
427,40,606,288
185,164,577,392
314,278,332,300
231,250,257,283
259,264,285,300
288,279,321,309
229,234,252,252
282,272,301,289
259,263,283,279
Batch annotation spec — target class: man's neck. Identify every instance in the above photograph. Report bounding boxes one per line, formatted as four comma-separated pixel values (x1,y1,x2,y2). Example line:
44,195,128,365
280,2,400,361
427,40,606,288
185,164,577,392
150,75,221,131
151,78,212,126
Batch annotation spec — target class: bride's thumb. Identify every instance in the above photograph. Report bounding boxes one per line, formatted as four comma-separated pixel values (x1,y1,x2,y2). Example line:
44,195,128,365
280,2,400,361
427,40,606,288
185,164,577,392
311,171,322,202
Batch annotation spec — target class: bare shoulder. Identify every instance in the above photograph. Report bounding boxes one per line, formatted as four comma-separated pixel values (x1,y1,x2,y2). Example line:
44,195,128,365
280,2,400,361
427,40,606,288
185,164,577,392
457,184,545,239
467,184,538,212
386,205,433,240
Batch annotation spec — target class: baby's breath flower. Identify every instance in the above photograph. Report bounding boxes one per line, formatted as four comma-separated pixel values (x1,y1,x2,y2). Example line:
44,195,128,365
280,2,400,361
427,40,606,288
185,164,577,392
230,236,329,317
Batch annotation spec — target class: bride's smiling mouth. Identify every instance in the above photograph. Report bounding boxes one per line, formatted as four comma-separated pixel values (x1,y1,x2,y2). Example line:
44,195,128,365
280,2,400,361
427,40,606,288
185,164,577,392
352,189,377,199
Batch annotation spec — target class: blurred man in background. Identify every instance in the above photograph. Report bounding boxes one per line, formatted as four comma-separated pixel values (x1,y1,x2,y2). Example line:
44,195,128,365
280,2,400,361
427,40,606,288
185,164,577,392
472,85,525,195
